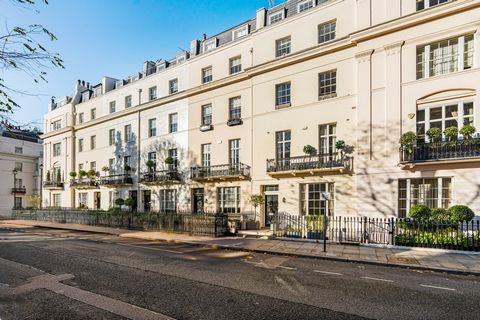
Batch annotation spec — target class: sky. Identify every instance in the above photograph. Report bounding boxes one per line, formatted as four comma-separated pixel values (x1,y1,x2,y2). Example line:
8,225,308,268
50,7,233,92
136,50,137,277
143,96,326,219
1,0,272,130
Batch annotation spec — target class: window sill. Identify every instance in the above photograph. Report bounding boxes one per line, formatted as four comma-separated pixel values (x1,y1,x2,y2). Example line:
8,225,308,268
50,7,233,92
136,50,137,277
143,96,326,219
227,118,243,127
318,93,337,101
200,124,214,132
275,103,291,110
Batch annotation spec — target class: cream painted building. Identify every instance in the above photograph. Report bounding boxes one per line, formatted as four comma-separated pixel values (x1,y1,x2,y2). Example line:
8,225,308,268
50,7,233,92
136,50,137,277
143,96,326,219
41,0,480,225
0,124,42,215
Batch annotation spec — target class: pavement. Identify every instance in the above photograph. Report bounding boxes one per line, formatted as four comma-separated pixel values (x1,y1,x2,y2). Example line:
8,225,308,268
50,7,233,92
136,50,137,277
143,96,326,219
2,219,480,276
1,226,480,320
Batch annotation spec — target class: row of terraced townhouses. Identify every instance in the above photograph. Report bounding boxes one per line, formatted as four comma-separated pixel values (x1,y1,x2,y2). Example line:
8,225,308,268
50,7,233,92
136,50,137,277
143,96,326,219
41,0,480,226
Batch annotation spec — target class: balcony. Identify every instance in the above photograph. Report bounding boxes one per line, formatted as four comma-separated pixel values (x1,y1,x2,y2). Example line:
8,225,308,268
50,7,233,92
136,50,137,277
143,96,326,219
11,187,26,194
70,179,98,190
400,138,480,169
43,181,64,190
140,170,181,185
266,153,350,177
191,163,250,182
98,174,133,187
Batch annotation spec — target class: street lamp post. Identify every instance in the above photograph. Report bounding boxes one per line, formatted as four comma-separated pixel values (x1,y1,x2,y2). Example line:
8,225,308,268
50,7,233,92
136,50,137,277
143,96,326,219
12,169,17,209
39,164,43,209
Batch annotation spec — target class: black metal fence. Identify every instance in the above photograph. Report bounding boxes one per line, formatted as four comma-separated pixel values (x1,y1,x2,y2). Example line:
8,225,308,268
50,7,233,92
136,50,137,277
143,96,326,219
400,138,480,163
266,153,348,173
11,209,229,237
190,163,251,180
275,214,480,251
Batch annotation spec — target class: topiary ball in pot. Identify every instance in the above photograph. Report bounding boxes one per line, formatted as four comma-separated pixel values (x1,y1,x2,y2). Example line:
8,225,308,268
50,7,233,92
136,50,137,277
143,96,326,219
447,205,475,223
408,204,431,222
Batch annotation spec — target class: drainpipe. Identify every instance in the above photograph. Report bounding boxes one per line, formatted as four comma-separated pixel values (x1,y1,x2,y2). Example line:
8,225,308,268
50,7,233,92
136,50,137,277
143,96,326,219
399,41,405,137
137,89,142,212
369,50,374,160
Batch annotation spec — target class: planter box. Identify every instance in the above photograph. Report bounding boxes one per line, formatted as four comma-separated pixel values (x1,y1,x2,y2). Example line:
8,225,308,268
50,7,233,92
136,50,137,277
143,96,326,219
245,221,260,230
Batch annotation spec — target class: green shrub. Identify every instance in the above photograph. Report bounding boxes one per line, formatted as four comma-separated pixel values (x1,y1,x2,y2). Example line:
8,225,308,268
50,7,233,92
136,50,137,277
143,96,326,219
400,131,416,146
430,208,450,221
460,124,476,139
444,126,458,141
335,140,346,150
447,205,475,223
409,204,431,221
115,198,124,206
426,127,441,143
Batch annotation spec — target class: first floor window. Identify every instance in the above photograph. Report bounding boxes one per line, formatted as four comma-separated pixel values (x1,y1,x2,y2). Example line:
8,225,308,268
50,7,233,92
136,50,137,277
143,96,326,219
218,187,240,214
148,152,156,170
109,129,115,146
160,189,177,214
169,113,178,133
319,123,337,156
398,177,452,218
148,118,156,137
124,124,132,142
53,143,61,157
78,139,84,152
229,139,240,166
229,97,241,120
90,135,96,150
275,82,291,107
276,130,291,159
79,193,88,209
201,143,211,167
202,104,212,126
108,158,115,173
168,148,178,171
300,183,335,216
53,194,61,207
319,70,337,99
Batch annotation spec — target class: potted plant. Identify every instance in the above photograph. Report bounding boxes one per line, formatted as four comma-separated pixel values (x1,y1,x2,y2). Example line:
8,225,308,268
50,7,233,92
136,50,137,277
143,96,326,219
146,160,155,172
335,140,346,151
249,194,264,227
124,198,135,212
460,124,476,140
164,157,174,166
56,170,61,182
426,127,441,143
87,169,97,180
399,131,416,154
444,126,458,142
69,171,77,181
79,170,87,179
303,145,316,156
101,166,110,176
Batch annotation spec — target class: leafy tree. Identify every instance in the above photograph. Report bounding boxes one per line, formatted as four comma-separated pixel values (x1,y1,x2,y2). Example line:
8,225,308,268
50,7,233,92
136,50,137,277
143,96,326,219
1,0,64,115
460,125,476,139
27,195,41,209
250,194,264,221
114,198,124,207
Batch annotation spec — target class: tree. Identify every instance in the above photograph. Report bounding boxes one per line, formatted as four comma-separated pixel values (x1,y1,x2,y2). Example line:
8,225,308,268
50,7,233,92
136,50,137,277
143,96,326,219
1,0,64,115
27,195,41,209
101,166,110,176
250,194,264,221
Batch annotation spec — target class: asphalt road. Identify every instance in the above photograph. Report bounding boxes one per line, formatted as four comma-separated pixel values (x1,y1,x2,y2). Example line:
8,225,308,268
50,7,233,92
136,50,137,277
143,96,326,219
0,226,479,320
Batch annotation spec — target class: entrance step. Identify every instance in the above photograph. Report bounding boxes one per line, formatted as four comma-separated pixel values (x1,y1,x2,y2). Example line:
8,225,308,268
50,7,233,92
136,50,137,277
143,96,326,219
237,229,273,238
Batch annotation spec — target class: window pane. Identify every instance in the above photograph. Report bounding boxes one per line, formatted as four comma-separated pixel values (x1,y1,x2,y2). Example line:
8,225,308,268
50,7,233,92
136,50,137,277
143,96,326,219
429,107,442,120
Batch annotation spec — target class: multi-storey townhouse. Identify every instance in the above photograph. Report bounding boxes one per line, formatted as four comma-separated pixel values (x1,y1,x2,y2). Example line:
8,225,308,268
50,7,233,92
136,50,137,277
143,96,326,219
41,0,480,226
0,123,43,215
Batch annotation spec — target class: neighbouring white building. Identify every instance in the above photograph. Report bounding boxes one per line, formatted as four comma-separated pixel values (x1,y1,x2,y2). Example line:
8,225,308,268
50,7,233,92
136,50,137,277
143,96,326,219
41,0,480,225
0,123,43,215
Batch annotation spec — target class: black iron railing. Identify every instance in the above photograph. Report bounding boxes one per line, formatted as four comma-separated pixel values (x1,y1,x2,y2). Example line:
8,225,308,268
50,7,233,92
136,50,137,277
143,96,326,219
70,179,98,188
98,174,133,186
11,187,26,194
140,170,180,184
400,138,480,163
43,181,64,189
190,163,250,180
266,153,347,173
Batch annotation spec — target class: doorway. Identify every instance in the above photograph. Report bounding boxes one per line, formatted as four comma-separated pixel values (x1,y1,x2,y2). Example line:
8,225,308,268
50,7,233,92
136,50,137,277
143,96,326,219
94,192,101,210
129,191,138,212
264,194,279,227
143,190,151,212
192,188,205,214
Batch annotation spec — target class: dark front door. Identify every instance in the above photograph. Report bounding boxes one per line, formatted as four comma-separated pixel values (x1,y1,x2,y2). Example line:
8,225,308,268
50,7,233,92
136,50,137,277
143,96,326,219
94,192,101,210
193,188,205,214
264,195,278,226
130,191,138,212
143,190,151,212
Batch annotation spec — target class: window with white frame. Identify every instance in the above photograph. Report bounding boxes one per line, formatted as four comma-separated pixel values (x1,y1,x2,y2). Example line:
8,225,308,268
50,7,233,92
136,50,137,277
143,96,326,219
275,82,291,107
217,186,240,214
229,139,240,166
169,113,178,133
229,56,242,74
201,143,211,167
78,138,84,152
15,147,23,154
124,124,132,142
14,162,22,171
78,113,84,124
275,36,291,57
416,34,474,79
82,91,90,103
108,158,115,173
79,192,88,208
276,130,291,159
90,108,96,120
232,25,248,40
93,86,102,97
300,183,335,216
90,135,96,150
53,143,61,157
318,21,336,44
319,123,337,156
202,66,213,84
148,118,156,137
109,129,115,146
53,194,61,207
168,148,178,171
398,178,452,218
416,0,449,11
319,70,337,99
148,152,156,170
269,10,284,25
52,120,62,131
298,0,314,13
169,79,178,94
125,95,132,108
160,189,177,214
148,86,157,101
229,97,242,120
124,156,132,171
202,104,212,126
203,38,217,52
90,161,96,172
416,101,474,142
109,101,116,113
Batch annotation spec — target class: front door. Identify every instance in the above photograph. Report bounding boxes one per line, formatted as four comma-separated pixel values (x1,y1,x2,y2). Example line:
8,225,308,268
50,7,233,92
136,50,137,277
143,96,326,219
130,191,138,212
264,195,278,226
94,192,101,210
143,190,151,212
193,188,205,214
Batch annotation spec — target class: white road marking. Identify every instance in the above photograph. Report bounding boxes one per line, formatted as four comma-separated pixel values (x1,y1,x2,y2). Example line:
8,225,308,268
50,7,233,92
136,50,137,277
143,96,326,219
313,270,343,276
420,284,457,291
361,277,394,283
117,243,183,254
278,266,297,270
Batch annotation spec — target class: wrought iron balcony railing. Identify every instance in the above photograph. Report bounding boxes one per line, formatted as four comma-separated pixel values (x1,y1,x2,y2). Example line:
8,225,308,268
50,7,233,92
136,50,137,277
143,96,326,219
266,153,348,174
98,174,133,186
400,138,480,163
43,181,64,189
70,179,98,189
11,187,26,194
140,170,180,184
191,163,250,181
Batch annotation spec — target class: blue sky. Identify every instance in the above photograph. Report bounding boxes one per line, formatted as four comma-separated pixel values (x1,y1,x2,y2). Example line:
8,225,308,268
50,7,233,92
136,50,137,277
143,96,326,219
2,0,271,129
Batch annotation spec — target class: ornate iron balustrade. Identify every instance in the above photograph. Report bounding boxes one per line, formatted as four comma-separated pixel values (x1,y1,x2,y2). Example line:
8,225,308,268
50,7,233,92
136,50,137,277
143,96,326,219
70,179,98,189
140,170,180,184
43,181,64,190
266,153,347,173
400,138,480,163
190,163,250,181
11,187,26,194
98,174,133,186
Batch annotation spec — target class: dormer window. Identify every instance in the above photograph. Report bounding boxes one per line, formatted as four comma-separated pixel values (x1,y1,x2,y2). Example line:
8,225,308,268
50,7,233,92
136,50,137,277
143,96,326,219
232,25,249,40
82,91,90,103
93,86,102,98
298,0,314,13
416,0,449,11
203,38,217,52
268,10,284,25
115,80,124,89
